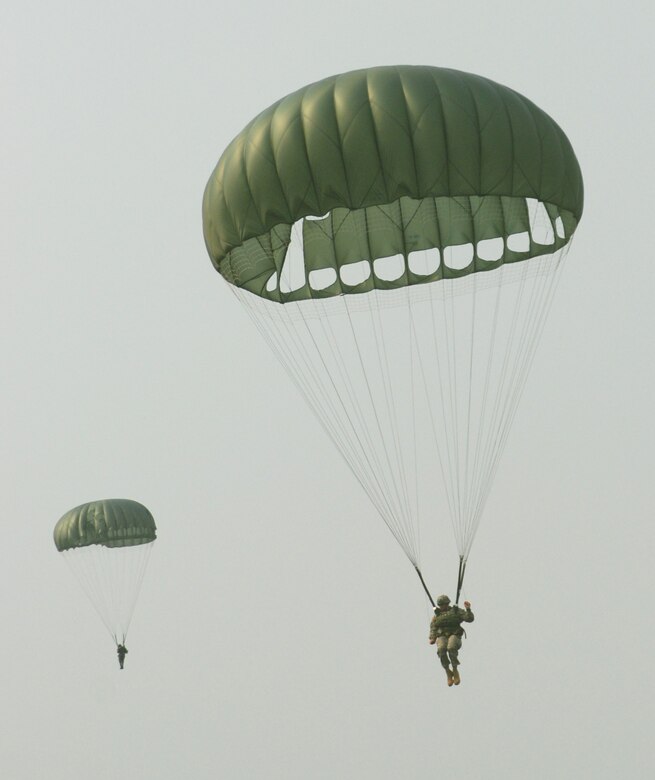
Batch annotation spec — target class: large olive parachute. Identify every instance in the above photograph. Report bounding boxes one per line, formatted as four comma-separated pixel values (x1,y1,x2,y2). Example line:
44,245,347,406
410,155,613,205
203,65,583,599
54,499,156,643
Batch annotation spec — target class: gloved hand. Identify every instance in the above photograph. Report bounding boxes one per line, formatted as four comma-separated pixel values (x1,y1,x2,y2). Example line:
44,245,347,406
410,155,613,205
464,601,471,609
429,638,436,644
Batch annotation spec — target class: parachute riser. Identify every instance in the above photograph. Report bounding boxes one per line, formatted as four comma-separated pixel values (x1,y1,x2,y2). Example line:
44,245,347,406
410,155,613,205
415,558,466,608
455,556,467,605
414,566,435,608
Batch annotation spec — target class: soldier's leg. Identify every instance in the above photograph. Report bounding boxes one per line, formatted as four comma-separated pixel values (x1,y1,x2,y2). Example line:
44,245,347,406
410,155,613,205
436,637,454,686
448,636,462,684
447,635,462,666
436,637,450,670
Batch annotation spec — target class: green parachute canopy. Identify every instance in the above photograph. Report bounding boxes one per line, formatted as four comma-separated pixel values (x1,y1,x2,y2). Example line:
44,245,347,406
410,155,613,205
54,498,157,551
203,65,583,303
54,499,156,644
202,65,583,605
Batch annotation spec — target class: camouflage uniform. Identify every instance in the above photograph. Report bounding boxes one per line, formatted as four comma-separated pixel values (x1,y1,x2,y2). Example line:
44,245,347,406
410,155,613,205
429,605,474,670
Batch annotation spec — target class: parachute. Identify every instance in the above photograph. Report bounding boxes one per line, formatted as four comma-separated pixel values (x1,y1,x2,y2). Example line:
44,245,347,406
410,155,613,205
54,499,156,644
202,65,583,603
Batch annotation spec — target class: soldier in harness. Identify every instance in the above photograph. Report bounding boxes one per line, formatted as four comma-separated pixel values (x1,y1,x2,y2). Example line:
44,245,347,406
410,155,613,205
429,594,474,687
116,643,128,670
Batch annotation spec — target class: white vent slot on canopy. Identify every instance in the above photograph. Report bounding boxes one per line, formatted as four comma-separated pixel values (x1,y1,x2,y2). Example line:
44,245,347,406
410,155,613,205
340,260,371,286
374,254,405,281
526,199,555,245
408,248,441,276
477,237,504,262
280,220,307,293
444,243,474,270
555,216,566,239
309,268,338,291
507,231,530,252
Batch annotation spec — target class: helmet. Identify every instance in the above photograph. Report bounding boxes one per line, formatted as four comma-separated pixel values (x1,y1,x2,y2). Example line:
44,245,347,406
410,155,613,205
436,594,451,607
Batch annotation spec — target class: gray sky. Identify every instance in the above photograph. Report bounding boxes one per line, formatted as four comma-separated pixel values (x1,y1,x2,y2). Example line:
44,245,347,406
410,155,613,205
2,1,654,778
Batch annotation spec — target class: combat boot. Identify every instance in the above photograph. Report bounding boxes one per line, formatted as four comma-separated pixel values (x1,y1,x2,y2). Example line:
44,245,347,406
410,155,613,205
445,668,454,687
452,666,460,685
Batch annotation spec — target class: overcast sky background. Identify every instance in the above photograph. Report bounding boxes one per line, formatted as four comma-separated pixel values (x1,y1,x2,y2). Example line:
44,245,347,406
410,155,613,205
2,2,654,778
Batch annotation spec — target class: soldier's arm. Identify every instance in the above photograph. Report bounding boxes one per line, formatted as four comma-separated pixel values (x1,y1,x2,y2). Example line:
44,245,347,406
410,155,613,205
461,602,474,623
429,616,438,642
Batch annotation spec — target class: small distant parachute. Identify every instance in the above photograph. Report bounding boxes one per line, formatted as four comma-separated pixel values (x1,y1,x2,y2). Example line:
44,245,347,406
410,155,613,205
54,498,156,645
202,65,583,603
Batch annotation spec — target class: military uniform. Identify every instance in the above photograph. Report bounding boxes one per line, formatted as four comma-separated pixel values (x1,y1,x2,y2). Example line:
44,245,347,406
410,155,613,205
429,604,474,675
117,644,128,670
